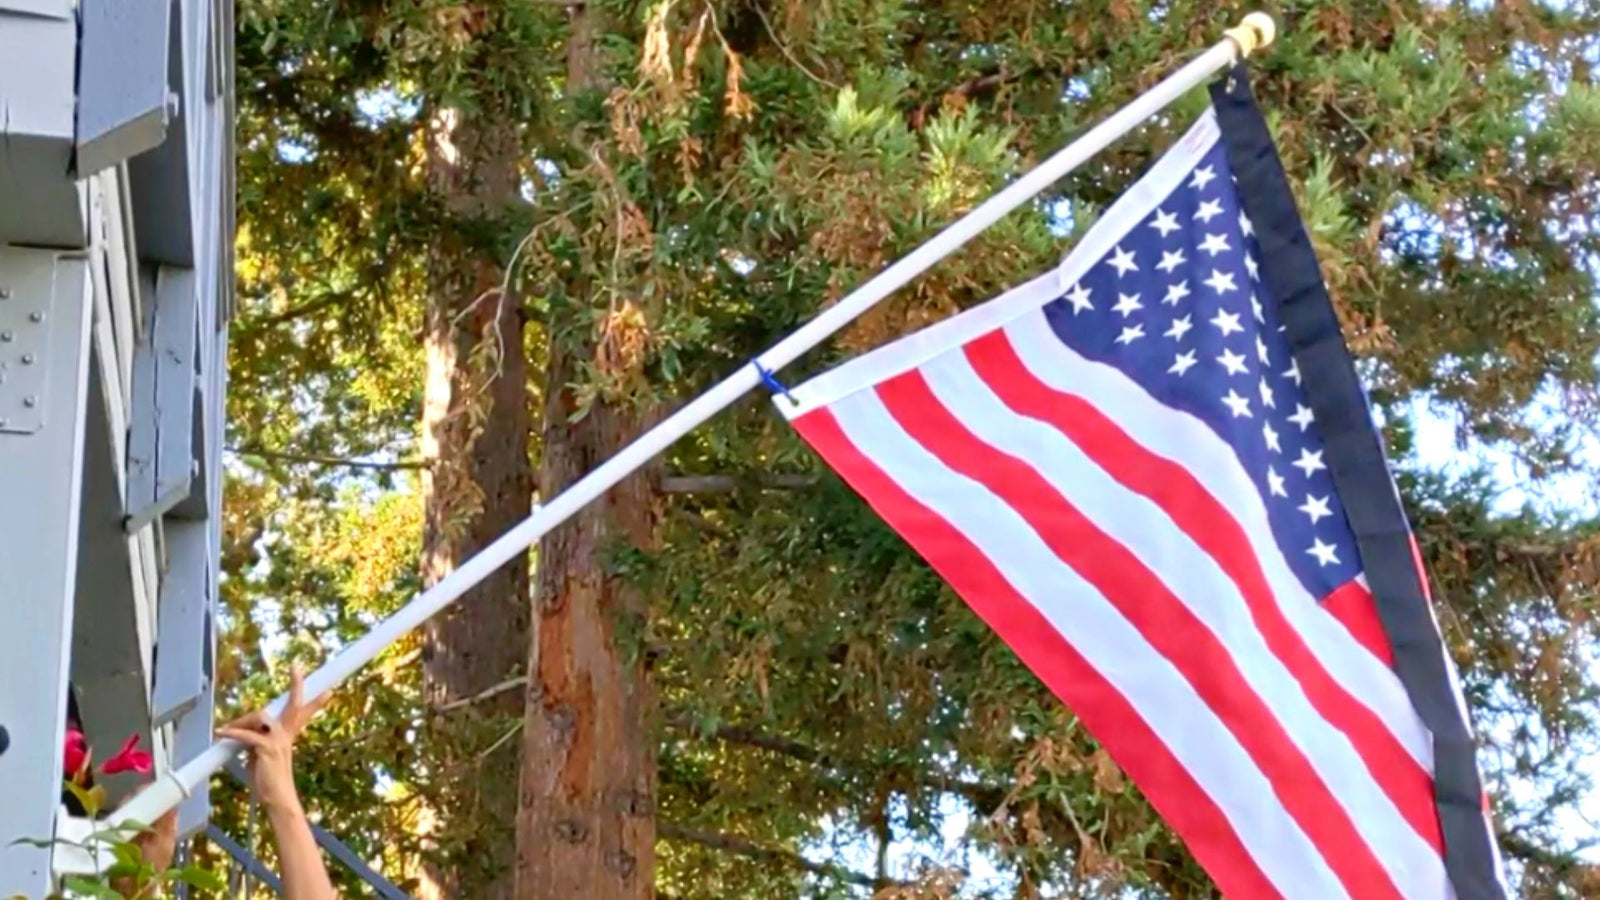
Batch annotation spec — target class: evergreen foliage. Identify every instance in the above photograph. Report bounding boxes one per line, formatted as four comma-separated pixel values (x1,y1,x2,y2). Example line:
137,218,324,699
217,1,1600,896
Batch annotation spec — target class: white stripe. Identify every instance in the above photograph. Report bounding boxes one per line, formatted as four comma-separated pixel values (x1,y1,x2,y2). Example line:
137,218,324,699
1002,309,1434,769
917,352,1449,897
825,388,1349,899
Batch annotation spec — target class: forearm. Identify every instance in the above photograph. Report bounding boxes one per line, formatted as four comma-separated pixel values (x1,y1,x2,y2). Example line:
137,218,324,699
266,801,338,900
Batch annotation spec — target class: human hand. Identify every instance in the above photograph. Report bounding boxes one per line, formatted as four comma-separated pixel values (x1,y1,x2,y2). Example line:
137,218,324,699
111,808,178,896
216,666,330,813
132,808,178,869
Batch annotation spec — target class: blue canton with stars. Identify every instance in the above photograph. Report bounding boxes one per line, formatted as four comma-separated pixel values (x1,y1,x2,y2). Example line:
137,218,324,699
1041,142,1360,600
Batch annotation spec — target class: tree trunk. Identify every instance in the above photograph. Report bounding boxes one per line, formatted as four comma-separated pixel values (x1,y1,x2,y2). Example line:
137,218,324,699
418,96,530,900
514,344,657,898
514,6,658,898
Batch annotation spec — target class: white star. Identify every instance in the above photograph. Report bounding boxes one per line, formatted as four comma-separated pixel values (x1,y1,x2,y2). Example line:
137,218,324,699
1216,348,1249,376
1267,467,1288,498
1198,232,1232,257
1221,389,1252,418
1109,246,1139,276
1190,165,1217,191
1292,447,1326,477
1165,315,1193,341
1195,199,1225,223
1284,359,1302,386
1255,335,1270,365
1163,280,1191,306
1239,210,1255,236
1250,293,1265,324
1112,292,1143,317
1156,249,1187,274
1299,494,1333,524
1204,269,1238,295
1289,403,1315,431
1308,538,1340,567
1210,308,1244,336
1151,209,1181,237
1245,254,1260,281
1258,377,1276,409
1116,324,1145,345
1066,282,1093,314
1263,422,1282,453
1169,350,1198,376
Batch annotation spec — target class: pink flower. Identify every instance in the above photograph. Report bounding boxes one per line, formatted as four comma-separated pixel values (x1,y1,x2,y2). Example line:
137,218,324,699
100,733,152,777
63,728,90,784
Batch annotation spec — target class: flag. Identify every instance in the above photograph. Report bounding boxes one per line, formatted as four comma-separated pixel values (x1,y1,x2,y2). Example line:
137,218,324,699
776,67,1507,899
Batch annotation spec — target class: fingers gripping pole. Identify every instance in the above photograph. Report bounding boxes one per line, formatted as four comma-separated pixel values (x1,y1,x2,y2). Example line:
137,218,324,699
111,13,1277,830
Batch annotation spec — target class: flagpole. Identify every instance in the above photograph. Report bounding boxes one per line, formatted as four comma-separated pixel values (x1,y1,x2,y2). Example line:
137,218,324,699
111,12,1277,831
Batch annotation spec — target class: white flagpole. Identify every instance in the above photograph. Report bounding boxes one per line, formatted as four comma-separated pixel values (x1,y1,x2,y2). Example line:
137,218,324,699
112,13,1276,830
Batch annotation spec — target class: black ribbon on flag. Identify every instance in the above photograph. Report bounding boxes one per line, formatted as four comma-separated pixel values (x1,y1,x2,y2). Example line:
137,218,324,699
1211,65,1506,899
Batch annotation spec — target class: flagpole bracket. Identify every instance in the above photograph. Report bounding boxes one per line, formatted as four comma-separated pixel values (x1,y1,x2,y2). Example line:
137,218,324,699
751,359,798,407
1225,13,1276,59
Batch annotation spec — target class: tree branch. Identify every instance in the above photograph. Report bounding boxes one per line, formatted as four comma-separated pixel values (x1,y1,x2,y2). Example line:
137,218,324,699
227,447,813,491
672,716,824,764
657,822,902,889
672,715,1014,816
910,66,1022,129
670,508,734,540
872,789,892,890
710,723,824,764
249,291,353,328
434,676,529,714
227,445,428,471
659,474,818,494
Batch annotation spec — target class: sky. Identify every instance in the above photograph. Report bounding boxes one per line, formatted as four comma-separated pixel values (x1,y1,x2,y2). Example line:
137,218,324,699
1408,394,1600,855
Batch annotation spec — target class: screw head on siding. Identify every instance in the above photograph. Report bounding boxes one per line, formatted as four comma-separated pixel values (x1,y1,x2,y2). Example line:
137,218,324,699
0,331,11,342
28,312,42,324
21,354,34,365
0,724,9,756
22,397,35,408
0,287,10,300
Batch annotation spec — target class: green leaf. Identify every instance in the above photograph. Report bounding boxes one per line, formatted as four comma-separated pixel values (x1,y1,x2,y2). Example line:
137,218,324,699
109,841,142,868
62,781,105,819
169,865,227,892
104,860,146,880
59,876,125,900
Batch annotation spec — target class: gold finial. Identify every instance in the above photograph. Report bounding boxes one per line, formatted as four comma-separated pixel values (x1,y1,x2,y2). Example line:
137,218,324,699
1225,13,1277,58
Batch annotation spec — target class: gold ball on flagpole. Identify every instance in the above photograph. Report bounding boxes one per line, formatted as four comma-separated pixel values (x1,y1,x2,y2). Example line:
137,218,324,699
1242,13,1277,50
1226,12,1277,57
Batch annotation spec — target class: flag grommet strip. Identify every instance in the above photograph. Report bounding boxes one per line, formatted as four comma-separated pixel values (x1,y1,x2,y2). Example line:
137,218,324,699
752,359,798,406
1211,64,1508,900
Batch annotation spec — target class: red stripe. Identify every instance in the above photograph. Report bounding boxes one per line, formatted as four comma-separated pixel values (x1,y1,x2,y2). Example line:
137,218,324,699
793,406,1285,900
872,368,1404,900
965,330,1438,850
1323,580,1396,668
1408,533,1434,605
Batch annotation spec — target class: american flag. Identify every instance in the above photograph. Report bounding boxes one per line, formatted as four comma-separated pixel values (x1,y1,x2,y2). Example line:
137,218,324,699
777,86,1504,899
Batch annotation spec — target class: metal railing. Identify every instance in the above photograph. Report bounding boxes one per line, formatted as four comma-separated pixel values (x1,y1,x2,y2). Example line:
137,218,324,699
201,762,414,900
